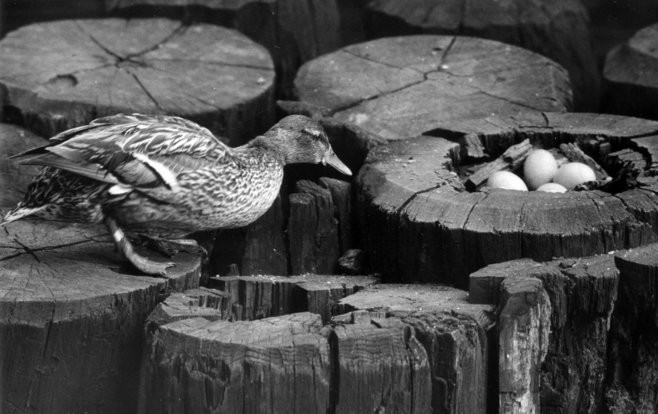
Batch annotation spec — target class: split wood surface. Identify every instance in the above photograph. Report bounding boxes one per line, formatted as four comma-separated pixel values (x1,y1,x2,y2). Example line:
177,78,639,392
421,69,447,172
363,0,599,110
140,280,494,413
107,0,351,97
294,35,571,141
0,18,275,145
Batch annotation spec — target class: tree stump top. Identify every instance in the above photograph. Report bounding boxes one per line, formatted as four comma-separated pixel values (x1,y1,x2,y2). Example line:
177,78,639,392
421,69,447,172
364,0,598,111
294,35,571,140
160,311,325,347
337,283,493,327
141,311,330,413
0,219,201,323
357,112,658,286
616,243,658,269
0,18,275,143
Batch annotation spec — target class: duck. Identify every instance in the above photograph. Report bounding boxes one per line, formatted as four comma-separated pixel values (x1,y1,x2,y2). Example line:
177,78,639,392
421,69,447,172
2,113,351,276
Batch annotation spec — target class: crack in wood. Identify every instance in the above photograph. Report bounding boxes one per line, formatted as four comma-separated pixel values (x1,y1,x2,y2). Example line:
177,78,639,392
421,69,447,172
395,184,444,215
125,22,187,60
12,238,40,263
146,58,273,72
74,20,124,61
438,36,458,69
475,89,552,112
128,70,165,112
0,237,106,262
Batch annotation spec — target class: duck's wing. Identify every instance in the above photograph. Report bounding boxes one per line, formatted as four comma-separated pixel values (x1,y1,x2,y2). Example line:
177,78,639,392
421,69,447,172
14,113,230,199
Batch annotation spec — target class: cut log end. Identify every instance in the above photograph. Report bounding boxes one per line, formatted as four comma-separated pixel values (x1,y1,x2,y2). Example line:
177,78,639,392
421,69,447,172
0,218,201,414
0,18,275,145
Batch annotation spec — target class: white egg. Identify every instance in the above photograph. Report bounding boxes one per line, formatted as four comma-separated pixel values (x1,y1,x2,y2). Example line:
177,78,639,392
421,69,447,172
487,171,528,191
523,149,558,190
536,183,568,193
553,162,596,189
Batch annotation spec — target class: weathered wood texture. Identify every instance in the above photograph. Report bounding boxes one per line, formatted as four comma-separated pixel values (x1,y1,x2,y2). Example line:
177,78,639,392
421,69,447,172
107,0,353,98
209,196,288,277
0,123,47,208
357,112,658,287
140,312,331,414
605,244,658,412
293,35,571,141
603,23,658,121
497,276,551,414
142,280,493,413
206,274,378,323
0,219,201,414
471,255,618,413
362,0,599,111
335,283,495,413
0,18,275,145
327,315,432,414
288,178,353,274
210,176,353,277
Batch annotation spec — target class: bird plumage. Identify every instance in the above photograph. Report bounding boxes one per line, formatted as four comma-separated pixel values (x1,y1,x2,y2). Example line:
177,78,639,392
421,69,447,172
3,113,351,275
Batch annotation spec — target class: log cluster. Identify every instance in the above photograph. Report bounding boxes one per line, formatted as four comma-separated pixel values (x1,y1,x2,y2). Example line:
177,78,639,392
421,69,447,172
361,0,599,111
139,280,495,413
357,112,658,287
0,18,275,145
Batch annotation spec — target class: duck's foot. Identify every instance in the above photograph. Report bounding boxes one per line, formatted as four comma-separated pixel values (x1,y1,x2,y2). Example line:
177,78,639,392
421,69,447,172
104,217,176,277
140,236,206,258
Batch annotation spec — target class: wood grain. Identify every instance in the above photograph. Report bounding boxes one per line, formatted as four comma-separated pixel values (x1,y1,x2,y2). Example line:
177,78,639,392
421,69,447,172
0,18,275,145
107,0,351,98
363,0,600,110
206,273,378,323
140,312,330,414
0,218,201,414
498,276,551,414
471,254,618,413
335,283,494,413
294,35,571,141
606,244,658,412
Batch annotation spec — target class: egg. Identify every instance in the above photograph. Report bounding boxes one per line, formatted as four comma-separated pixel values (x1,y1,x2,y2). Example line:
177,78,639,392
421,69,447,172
523,149,558,190
536,183,568,193
487,171,528,191
553,162,596,189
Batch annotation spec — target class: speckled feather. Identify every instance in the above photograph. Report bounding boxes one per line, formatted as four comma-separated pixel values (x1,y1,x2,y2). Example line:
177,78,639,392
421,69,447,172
4,113,348,240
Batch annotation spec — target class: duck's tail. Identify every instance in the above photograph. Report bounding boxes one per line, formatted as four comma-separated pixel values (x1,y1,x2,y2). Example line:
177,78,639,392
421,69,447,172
1,205,46,226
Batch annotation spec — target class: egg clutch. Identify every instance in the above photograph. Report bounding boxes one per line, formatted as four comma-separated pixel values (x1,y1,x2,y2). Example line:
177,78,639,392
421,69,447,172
487,149,598,193
458,137,632,194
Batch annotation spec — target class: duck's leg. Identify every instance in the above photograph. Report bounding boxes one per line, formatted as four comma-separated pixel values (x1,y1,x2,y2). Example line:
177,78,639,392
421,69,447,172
104,216,175,276
139,236,206,257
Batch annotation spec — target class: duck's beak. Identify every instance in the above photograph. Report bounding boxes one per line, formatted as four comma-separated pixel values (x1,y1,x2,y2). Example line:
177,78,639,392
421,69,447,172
324,152,352,176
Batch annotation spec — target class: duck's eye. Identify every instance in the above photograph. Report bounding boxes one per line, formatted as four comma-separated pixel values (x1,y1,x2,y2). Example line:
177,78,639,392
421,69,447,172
303,127,322,137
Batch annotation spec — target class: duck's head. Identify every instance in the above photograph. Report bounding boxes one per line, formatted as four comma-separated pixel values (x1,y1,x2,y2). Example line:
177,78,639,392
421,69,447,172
259,115,352,176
